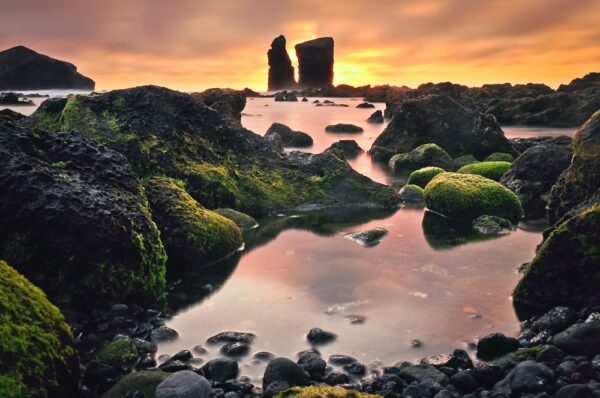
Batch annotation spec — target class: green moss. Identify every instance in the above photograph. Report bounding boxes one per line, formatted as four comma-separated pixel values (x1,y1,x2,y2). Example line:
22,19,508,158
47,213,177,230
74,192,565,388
453,155,480,169
0,260,78,398
60,96,98,138
457,161,512,181
215,208,258,230
325,123,364,133
399,184,425,203
101,110,121,133
93,337,138,368
407,167,446,188
484,152,514,162
389,143,454,173
144,176,243,266
275,386,381,398
424,172,523,222
51,161,66,169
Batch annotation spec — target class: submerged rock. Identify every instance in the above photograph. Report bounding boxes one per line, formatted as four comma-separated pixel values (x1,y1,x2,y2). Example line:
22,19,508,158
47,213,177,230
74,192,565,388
356,102,375,108
275,92,298,102
268,35,296,91
345,227,389,246
389,143,454,174
307,328,337,344
324,140,364,159
0,91,34,105
472,215,514,235
265,122,313,147
367,110,384,123
206,331,256,345
295,37,334,89
325,123,364,133
0,260,79,398
0,45,95,90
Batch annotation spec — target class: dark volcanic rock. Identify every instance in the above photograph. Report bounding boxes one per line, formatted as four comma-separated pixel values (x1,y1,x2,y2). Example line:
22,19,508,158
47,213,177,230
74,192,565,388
324,140,363,159
554,321,600,356
265,122,313,147
493,361,554,396
476,333,520,360
263,358,310,389
500,144,573,219
367,110,384,123
509,135,573,153
206,331,256,345
0,108,25,122
372,94,516,159
0,45,95,90
191,88,246,125
295,37,334,89
0,92,34,105
267,35,296,91
0,119,167,308
306,328,337,344
356,102,375,108
203,358,239,382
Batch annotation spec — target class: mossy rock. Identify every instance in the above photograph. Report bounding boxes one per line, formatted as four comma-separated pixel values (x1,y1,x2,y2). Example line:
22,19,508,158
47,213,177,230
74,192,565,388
389,143,453,174
513,204,600,320
325,123,364,133
424,172,523,223
398,184,425,203
144,176,243,267
0,260,79,398
93,336,139,368
215,208,258,230
407,167,446,188
484,152,514,162
275,385,381,398
102,370,169,398
453,155,480,169
457,161,512,181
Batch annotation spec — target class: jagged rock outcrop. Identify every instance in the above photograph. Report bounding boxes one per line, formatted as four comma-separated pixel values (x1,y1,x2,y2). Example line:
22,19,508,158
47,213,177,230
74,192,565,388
295,37,334,89
267,35,296,91
371,94,516,161
26,86,398,216
191,88,246,125
509,136,572,153
0,119,167,308
0,45,95,90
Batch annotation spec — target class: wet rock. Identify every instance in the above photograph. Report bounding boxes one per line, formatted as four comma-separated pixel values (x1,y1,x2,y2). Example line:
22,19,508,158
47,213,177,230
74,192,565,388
421,349,473,370
389,143,454,174
295,37,334,89
306,328,337,344
298,354,326,379
267,35,296,91
155,370,211,398
206,331,256,345
472,215,514,235
343,362,366,376
450,371,478,393
193,345,208,356
93,336,139,368
159,360,191,372
477,333,520,360
220,342,251,357
493,360,554,396
254,351,275,361
345,315,366,324
325,123,364,134
275,92,298,102
399,184,425,203
370,145,396,162
556,384,593,398
0,45,95,90
509,135,573,153
263,357,310,389
302,97,308,102
191,88,246,125
536,345,565,364
554,321,600,356
102,370,170,398
356,102,375,108
323,372,349,386
265,122,313,147
329,355,358,366
500,144,573,219
215,208,258,230
263,381,291,398
345,227,388,246
531,307,577,335
367,110,384,123
150,326,179,343
404,381,433,398
399,364,450,385
324,140,364,159
0,92,34,105
171,350,193,362
203,358,239,382
469,363,505,388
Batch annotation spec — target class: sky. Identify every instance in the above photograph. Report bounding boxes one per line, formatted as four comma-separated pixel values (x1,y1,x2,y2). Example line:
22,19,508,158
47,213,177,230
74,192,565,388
1,0,599,91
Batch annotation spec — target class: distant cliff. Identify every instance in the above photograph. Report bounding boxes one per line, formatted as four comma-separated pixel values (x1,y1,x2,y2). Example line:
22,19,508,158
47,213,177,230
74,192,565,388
295,37,334,89
267,36,296,91
0,46,95,90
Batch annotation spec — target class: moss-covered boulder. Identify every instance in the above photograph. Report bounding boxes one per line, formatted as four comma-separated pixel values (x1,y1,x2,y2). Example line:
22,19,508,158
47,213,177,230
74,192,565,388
0,120,167,307
424,173,523,223
389,143,453,174
102,370,169,398
215,208,258,230
92,336,139,369
457,161,512,181
371,94,516,159
399,184,425,203
453,154,480,169
513,204,600,320
0,260,79,398
407,167,446,188
144,176,243,267
485,152,514,162
549,109,600,222
275,386,381,398
26,86,398,215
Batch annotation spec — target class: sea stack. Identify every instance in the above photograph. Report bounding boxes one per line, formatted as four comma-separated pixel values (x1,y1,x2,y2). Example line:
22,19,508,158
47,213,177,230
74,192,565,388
0,45,95,90
267,35,296,91
295,37,334,88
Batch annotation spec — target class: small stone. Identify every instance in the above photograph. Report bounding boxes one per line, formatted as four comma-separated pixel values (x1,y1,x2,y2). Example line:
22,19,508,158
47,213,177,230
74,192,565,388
476,333,520,360
171,350,193,362
220,342,251,357
329,355,357,366
253,351,275,361
193,345,208,355
150,326,179,343
203,358,239,383
343,362,366,376
206,331,256,345
345,228,388,246
159,360,191,372
410,339,423,348
306,328,337,345
345,315,366,324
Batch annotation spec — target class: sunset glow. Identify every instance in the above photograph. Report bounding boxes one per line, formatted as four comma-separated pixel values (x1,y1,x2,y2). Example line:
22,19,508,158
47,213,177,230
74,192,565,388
1,0,599,91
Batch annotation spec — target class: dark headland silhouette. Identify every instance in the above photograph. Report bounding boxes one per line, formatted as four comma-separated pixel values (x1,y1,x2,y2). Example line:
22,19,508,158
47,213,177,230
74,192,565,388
267,35,334,91
0,45,95,90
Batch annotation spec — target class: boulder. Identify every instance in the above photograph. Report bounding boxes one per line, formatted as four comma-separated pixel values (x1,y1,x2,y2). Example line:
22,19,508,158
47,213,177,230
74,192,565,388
371,94,516,159
102,371,169,398
191,88,246,125
399,364,449,385
500,144,573,219
263,358,310,389
267,35,296,91
513,204,600,319
399,184,425,203
0,120,167,307
155,370,211,398
509,135,572,153
0,260,79,398
202,358,239,382
424,172,523,223
0,92,34,105
453,155,479,169
493,361,554,396
0,45,95,90
295,37,334,89
484,152,514,162
324,140,363,159
549,109,600,222
367,110,384,123
356,102,375,108
389,144,454,174
553,321,600,356
144,176,243,267
407,167,446,188
265,122,313,147
476,333,520,360
215,208,258,230
457,161,511,181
